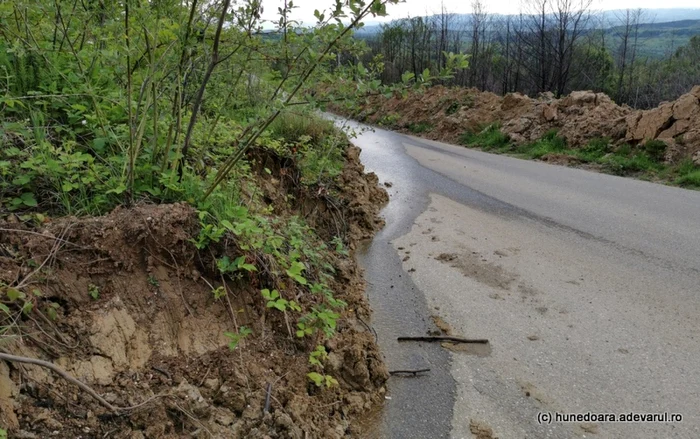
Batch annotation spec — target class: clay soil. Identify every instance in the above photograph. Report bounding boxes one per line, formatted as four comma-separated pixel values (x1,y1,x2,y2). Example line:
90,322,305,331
336,85,700,165
0,146,389,438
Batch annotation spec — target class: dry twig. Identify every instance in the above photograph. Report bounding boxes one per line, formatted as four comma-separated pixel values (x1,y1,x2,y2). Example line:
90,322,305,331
0,352,165,413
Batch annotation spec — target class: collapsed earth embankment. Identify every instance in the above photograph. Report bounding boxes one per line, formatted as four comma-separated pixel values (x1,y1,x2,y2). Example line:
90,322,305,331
0,144,388,439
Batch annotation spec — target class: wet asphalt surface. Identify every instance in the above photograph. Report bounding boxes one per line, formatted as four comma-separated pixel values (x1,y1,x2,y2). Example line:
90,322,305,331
343,121,523,439
336,117,700,439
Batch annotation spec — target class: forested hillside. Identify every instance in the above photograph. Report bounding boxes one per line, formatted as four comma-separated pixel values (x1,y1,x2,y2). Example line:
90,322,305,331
357,4,700,108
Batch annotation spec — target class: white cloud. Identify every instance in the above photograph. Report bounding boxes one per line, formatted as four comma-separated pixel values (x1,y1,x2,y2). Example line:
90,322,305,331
260,0,700,25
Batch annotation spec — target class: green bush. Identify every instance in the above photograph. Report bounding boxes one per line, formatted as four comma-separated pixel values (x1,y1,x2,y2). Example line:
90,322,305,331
644,139,667,162
615,143,633,156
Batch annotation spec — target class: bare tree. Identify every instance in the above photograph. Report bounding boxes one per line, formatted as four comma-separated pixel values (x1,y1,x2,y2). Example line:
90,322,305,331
431,2,455,70
614,9,636,101
518,0,592,96
549,0,593,96
519,0,551,93
468,0,488,87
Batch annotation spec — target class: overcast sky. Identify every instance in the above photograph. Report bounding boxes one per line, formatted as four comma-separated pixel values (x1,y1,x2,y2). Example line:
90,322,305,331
261,1,700,25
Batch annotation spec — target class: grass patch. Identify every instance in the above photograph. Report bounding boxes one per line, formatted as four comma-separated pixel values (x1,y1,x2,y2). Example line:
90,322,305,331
268,111,335,147
459,124,511,152
268,111,346,186
672,159,700,187
599,142,665,175
517,129,567,159
601,152,664,175
575,138,613,162
456,126,699,189
676,170,700,187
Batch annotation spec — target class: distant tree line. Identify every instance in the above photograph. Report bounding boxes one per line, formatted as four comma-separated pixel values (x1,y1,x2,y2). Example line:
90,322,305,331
356,1,700,108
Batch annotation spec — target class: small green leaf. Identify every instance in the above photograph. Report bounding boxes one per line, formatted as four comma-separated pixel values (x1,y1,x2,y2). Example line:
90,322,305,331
217,256,232,273
22,301,33,314
20,193,38,207
12,175,31,186
106,184,127,195
220,220,235,231
6,288,23,301
307,372,324,386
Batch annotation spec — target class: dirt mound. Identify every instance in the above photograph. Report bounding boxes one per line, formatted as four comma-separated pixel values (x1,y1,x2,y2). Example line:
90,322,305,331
626,86,700,162
0,148,388,438
500,90,630,147
249,145,386,247
339,85,700,164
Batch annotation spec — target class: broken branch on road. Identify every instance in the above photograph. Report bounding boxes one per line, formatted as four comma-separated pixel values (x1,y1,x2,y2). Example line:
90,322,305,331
397,336,489,344
389,368,431,376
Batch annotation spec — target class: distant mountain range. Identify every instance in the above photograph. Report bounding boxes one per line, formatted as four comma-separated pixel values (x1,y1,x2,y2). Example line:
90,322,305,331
356,8,700,58
604,19,700,57
602,8,700,23
358,8,700,32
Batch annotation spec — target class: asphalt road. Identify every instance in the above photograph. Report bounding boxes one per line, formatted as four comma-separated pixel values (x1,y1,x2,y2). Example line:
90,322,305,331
343,120,700,439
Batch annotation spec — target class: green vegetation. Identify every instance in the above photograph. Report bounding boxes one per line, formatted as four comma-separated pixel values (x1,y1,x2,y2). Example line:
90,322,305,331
516,130,568,159
307,371,339,388
378,112,401,126
643,140,668,162
605,19,700,59
676,170,700,188
361,9,700,109
1,0,438,391
224,326,252,351
601,149,665,175
269,112,336,147
459,126,700,186
444,95,475,115
459,124,512,152
668,159,700,188
445,101,461,115
88,284,99,300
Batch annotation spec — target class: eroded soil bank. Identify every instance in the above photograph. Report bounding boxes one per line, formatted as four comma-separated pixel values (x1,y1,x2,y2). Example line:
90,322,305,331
335,85,700,165
0,145,388,438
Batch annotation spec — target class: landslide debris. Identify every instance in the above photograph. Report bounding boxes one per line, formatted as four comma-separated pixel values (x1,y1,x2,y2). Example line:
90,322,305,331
0,145,388,438
339,85,700,165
